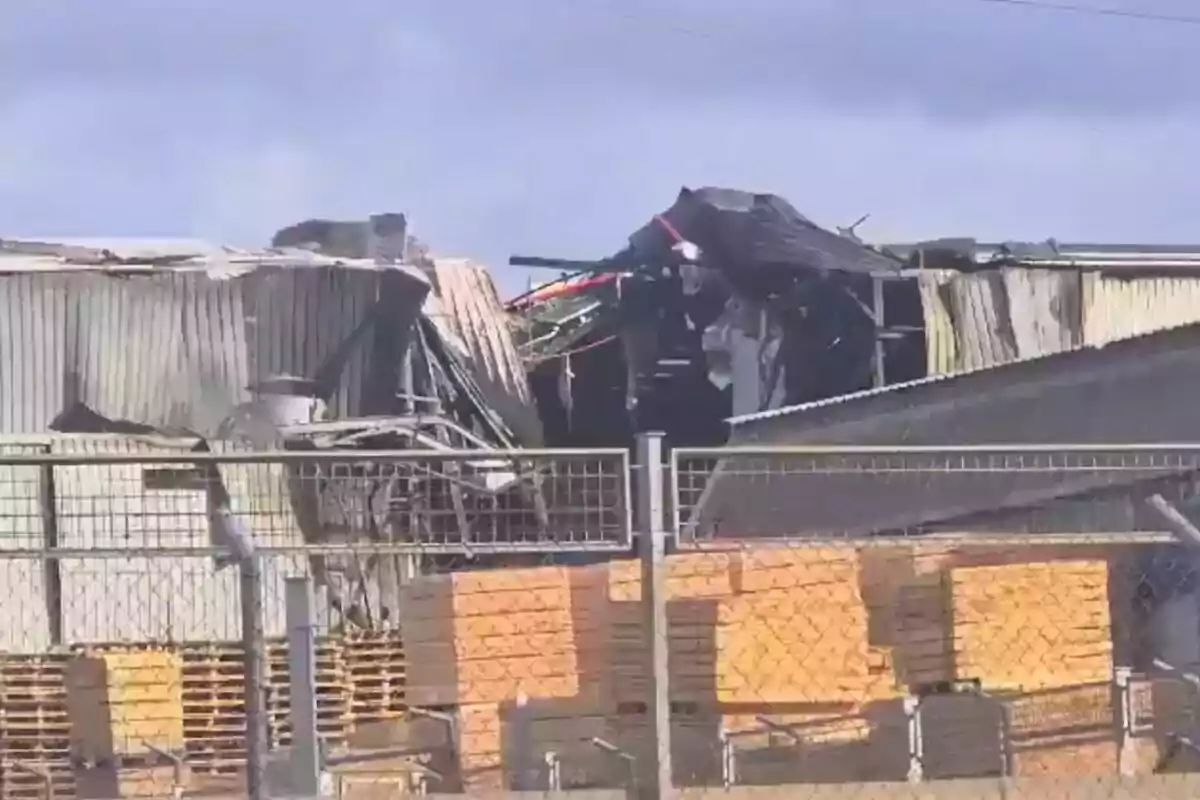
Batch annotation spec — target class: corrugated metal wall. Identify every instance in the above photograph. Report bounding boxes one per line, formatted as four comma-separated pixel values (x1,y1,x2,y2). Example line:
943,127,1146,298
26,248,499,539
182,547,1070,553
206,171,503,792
0,440,52,651
0,436,309,650
0,266,410,434
922,269,1200,375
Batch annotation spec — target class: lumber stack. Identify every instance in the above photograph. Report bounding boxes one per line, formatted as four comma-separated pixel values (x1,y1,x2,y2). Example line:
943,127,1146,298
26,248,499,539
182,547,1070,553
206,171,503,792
65,649,184,762
0,654,75,800
604,548,893,706
401,564,596,787
949,559,1116,776
399,547,896,788
397,545,1126,788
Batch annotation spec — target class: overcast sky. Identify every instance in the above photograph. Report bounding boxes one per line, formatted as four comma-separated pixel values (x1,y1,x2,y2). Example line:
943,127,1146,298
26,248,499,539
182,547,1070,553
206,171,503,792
1,0,1197,292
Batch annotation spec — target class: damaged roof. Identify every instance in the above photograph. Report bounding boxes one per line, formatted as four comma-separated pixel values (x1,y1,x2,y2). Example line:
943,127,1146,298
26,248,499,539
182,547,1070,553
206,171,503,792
0,236,411,275
624,186,906,278
883,238,1200,274
0,236,432,436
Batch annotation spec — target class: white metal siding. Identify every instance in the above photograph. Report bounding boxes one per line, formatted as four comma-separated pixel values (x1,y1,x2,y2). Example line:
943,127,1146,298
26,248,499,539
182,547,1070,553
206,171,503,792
924,270,1200,376
52,437,308,644
0,441,51,652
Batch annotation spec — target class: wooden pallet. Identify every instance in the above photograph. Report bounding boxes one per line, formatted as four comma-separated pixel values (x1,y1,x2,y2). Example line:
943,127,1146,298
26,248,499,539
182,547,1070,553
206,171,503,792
180,644,249,775
181,638,361,773
344,632,406,726
266,639,349,749
0,655,76,800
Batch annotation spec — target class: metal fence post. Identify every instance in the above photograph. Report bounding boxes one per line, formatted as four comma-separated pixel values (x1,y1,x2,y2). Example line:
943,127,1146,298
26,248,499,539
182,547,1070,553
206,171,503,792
635,431,673,798
903,694,924,783
1115,666,1137,776
287,575,322,795
241,554,268,800
214,506,269,800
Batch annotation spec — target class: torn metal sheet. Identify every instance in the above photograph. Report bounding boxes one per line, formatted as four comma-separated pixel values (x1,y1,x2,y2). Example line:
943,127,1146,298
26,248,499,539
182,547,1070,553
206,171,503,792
627,186,906,282
0,258,430,436
421,258,543,446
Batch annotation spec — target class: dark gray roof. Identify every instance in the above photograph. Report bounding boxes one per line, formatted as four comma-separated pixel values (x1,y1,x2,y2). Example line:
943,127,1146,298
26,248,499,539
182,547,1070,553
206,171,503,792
679,322,1200,541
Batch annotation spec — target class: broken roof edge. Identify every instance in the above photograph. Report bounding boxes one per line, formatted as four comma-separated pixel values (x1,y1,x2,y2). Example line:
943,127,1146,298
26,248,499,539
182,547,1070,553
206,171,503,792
881,238,1200,272
0,236,432,282
727,318,1200,432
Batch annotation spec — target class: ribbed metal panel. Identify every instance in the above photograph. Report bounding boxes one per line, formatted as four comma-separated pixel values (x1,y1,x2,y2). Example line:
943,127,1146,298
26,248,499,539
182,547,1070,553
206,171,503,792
424,258,542,444
51,436,307,643
0,266,415,435
76,275,187,429
0,440,51,652
253,266,380,419
945,272,1016,372
918,270,957,376
715,322,1200,539
1001,268,1080,359
0,276,67,431
1082,274,1200,348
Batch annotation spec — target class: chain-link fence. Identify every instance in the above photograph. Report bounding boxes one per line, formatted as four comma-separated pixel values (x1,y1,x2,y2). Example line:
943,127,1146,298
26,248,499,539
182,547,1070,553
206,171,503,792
0,444,632,800
3,441,1200,798
667,444,1200,799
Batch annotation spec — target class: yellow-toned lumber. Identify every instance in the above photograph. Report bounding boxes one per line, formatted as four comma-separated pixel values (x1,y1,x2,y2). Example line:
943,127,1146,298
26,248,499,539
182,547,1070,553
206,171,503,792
66,649,185,761
950,560,1113,691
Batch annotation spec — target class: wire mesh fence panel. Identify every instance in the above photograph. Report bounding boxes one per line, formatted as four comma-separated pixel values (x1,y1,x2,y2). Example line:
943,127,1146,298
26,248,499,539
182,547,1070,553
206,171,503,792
11,443,1200,798
671,445,1200,543
651,539,1200,799
0,445,636,799
664,445,1200,798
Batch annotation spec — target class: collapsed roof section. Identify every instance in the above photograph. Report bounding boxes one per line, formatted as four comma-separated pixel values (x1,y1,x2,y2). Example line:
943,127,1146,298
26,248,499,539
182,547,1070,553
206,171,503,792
0,229,535,450
622,186,904,286
510,187,922,445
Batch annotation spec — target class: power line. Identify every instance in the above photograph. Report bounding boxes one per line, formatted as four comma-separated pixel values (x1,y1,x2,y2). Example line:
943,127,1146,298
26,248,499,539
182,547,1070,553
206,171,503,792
969,0,1200,25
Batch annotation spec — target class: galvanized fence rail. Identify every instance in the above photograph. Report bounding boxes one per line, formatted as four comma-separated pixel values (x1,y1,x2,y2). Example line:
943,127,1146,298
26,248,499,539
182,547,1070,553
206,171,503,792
1,441,1200,798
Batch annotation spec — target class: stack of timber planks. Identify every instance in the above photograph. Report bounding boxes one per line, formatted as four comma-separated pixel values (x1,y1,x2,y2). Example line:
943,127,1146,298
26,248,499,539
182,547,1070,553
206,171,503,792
66,648,186,798
951,560,1116,777
399,547,899,788
862,547,1119,779
399,544,1124,788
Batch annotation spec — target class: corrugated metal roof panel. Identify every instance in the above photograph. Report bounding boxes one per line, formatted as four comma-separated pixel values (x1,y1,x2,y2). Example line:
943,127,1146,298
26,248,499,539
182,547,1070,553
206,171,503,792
946,272,1016,372
704,322,1200,540
918,270,957,376
1082,274,1200,348
0,236,420,272
424,258,542,445
0,266,428,435
1002,268,1080,358
919,269,1200,377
